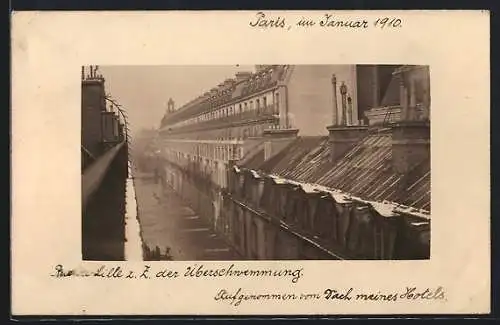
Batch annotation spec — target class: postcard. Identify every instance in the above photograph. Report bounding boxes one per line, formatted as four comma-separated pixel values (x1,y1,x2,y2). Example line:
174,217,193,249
11,10,490,316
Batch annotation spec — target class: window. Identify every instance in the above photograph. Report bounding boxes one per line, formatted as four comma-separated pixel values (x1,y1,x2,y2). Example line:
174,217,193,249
256,99,260,113
263,97,267,110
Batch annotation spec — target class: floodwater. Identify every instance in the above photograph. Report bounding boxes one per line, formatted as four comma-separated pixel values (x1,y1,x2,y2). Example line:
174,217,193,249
133,170,241,261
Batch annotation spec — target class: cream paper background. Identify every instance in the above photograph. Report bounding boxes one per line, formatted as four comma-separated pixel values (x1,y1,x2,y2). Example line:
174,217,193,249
11,10,490,315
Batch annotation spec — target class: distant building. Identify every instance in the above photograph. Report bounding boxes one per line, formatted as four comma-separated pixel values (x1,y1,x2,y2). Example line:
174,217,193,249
157,65,431,260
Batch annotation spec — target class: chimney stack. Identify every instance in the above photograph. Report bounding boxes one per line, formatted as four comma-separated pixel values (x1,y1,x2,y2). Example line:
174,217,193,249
391,65,430,174
255,65,270,73
262,128,299,161
391,121,430,174
326,75,368,162
167,98,175,113
210,88,218,97
326,125,368,163
223,78,236,88
235,71,252,83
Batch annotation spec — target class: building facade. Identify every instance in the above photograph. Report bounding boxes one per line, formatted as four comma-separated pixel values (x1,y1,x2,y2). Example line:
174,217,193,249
81,65,129,260
156,65,431,260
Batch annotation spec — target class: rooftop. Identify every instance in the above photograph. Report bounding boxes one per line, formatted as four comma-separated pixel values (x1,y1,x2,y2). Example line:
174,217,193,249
236,129,430,220
160,65,288,128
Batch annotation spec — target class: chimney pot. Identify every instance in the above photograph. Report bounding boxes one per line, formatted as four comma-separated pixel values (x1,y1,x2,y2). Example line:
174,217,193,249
340,81,347,95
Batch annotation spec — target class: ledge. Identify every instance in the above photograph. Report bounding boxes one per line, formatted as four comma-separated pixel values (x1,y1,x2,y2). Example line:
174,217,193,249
390,120,430,128
326,125,369,132
263,128,299,138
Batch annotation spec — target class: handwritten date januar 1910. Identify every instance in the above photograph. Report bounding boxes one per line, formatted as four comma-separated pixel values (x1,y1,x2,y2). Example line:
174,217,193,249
249,12,402,30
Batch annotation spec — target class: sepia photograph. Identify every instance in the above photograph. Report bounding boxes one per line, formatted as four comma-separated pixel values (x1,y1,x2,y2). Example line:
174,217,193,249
12,10,490,316
81,64,431,262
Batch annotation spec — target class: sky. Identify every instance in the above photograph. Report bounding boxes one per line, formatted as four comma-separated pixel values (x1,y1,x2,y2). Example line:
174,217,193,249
99,65,255,137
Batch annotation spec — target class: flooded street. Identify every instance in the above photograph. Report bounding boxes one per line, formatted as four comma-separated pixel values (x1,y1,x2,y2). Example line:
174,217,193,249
133,171,241,261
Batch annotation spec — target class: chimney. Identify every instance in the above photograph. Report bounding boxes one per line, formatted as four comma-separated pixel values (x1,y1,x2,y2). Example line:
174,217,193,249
255,65,269,73
167,98,175,112
326,75,368,162
331,74,338,125
262,128,299,161
223,78,236,88
235,71,252,83
391,121,430,174
326,125,368,162
391,66,430,174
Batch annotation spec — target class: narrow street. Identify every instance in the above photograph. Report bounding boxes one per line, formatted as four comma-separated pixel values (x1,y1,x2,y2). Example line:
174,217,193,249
133,170,241,261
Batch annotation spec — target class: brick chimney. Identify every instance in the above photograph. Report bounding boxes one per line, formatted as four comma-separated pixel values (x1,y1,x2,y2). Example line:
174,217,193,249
235,71,252,83
223,78,236,88
326,125,368,162
391,121,430,173
262,127,299,161
391,66,430,174
255,65,270,73
210,87,219,97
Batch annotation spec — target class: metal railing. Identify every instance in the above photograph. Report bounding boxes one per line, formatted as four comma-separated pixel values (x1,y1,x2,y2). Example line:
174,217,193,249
161,105,279,135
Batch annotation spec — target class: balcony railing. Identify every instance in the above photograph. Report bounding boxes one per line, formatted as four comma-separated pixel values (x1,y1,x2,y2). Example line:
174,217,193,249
161,105,279,135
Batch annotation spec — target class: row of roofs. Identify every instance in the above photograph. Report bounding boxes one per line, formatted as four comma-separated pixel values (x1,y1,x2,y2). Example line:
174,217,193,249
235,128,430,222
161,65,288,127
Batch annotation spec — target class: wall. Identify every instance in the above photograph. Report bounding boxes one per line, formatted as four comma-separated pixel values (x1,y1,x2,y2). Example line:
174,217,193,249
82,81,105,157
355,65,376,125
356,65,402,124
82,143,128,260
286,65,358,136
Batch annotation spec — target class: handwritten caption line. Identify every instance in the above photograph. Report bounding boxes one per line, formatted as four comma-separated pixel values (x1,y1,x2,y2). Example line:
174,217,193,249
50,264,446,307
249,12,403,31
51,264,303,283
215,287,446,307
